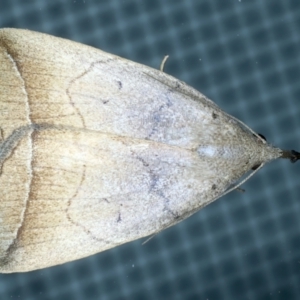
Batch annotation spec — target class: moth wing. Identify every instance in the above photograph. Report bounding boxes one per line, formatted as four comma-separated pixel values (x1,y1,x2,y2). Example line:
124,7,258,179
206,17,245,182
0,127,218,272
0,28,224,149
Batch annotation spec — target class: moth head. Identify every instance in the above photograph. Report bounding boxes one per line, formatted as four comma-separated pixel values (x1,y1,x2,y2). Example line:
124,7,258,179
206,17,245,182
252,132,300,165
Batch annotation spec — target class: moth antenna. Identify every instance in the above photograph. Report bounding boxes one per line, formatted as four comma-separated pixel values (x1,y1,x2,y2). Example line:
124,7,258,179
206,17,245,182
281,150,300,163
222,113,268,144
218,163,265,199
142,234,156,245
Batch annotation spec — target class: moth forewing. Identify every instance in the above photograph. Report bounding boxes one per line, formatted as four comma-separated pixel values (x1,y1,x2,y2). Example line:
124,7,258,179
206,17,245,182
0,28,299,273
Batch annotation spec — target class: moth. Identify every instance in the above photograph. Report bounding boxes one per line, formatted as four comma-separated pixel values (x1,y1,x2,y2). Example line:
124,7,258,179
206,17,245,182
0,28,298,273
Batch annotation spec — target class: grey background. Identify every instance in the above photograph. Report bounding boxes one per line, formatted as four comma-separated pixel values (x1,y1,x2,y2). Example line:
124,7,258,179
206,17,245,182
1,0,300,299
